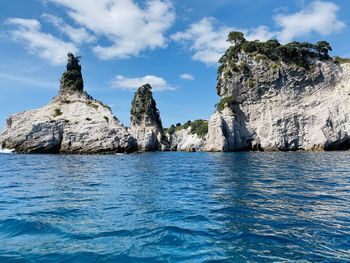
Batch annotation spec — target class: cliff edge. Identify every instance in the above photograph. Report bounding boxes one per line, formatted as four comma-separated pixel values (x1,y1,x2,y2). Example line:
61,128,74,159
206,33,350,151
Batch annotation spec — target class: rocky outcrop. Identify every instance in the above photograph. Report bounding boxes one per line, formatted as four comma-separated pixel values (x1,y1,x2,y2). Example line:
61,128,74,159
0,53,137,154
129,84,170,151
208,44,350,151
168,128,205,152
165,120,208,151
205,107,236,152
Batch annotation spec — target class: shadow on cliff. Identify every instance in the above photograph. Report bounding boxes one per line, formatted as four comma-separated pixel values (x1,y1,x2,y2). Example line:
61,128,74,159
231,104,263,151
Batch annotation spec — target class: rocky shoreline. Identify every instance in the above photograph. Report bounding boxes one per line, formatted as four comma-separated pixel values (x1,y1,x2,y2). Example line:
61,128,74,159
1,35,350,154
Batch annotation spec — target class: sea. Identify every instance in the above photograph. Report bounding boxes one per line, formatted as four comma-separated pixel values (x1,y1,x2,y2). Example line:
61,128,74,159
0,152,349,262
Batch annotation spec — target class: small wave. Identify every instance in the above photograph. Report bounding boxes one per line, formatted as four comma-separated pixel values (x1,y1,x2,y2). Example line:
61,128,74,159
184,214,210,222
69,229,138,240
146,225,210,244
0,218,63,237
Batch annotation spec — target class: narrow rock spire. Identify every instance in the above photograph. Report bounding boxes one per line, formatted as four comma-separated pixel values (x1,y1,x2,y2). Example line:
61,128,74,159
129,84,170,151
130,84,163,128
59,52,84,95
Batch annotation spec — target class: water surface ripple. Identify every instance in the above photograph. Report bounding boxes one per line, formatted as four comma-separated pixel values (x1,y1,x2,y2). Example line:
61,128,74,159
0,152,349,262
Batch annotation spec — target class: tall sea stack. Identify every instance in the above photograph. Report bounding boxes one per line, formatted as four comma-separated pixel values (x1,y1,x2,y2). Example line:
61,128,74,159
129,84,170,151
0,53,137,154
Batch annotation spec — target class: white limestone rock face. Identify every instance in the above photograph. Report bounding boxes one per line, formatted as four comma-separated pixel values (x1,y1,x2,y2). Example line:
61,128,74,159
0,93,137,154
129,124,164,151
205,108,236,152
209,51,350,151
129,84,170,151
168,128,205,152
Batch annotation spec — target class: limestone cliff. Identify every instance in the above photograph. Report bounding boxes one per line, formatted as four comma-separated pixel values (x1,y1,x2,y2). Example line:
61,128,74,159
129,84,170,151
0,53,137,154
168,128,205,152
166,120,208,151
206,36,350,151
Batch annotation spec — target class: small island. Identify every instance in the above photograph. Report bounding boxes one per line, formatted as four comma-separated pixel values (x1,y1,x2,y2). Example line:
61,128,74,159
0,53,137,154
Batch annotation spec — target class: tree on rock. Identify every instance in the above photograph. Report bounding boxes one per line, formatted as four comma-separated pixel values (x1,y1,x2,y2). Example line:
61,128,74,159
315,41,332,58
227,31,246,46
60,52,84,95
67,52,81,72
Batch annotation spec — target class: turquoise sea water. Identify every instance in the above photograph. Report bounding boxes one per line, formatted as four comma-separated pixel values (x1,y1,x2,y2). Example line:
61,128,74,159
0,152,349,262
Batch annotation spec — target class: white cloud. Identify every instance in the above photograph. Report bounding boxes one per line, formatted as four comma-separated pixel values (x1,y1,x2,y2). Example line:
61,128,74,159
111,75,175,91
47,0,175,59
171,17,233,65
6,0,345,67
275,1,346,43
172,1,345,65
171,18,272,65
7,18,40,31
246,26,276,42
180,73,194,80
6,18,78,65
42,13,96,44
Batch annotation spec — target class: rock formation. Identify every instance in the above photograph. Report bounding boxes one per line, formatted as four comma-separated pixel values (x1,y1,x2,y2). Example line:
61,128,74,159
0,53,137,154
168,128,205,152
166,121,207,151
2,34,350,154
59,52,84,95
129,84,170,151
206,35,350,151
205,107,236,152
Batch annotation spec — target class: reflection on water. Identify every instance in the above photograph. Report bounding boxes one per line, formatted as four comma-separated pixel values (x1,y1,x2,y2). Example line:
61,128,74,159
0,152,349,262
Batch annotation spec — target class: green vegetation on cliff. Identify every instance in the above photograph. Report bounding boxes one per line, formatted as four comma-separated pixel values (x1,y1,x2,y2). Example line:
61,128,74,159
334,56,350,64
60,53,84,93
218,31,333,79
130,84,163,130
191,120,208,138
130,85,152,119
165,120,208,138
54,108,62,117
61,70,84,91
216,96,236,111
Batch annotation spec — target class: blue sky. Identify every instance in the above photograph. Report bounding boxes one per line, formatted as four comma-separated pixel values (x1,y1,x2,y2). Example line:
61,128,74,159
0,0,349,128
